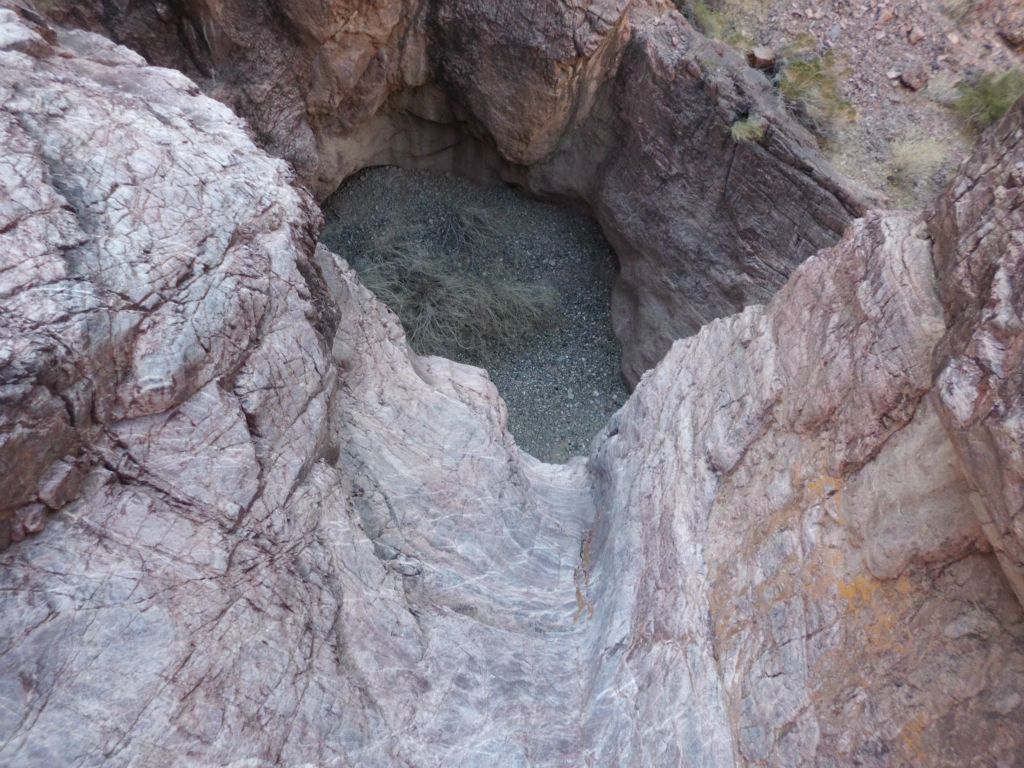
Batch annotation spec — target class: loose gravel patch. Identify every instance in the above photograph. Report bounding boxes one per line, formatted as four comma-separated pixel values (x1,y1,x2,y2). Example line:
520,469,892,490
321,166,629,463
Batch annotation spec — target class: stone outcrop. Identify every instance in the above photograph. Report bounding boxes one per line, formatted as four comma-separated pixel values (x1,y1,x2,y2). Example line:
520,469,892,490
1,7,1023,765
931,100,1024,608
38,0,875,384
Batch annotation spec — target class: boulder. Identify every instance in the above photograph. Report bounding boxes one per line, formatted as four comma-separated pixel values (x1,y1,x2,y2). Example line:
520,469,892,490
900,61,930,91
747,44,777,69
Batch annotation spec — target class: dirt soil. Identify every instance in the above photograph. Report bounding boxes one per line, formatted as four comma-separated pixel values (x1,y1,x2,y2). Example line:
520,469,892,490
705,0,1022,206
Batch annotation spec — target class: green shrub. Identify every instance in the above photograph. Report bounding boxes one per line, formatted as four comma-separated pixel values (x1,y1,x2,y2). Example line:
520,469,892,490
952,70,1024,135
731,116,767,144
353,212,558,361
778,52,855,140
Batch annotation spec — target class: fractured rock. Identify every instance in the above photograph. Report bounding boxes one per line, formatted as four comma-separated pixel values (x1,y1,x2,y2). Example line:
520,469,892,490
931,98,1024,607
0,5,1022,767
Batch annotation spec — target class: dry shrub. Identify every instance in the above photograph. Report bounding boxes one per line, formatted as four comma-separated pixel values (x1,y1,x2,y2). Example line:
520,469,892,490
778,51,856,141
731,115,767,144
353,210,558,361
675,0,757,48
940,0,975,24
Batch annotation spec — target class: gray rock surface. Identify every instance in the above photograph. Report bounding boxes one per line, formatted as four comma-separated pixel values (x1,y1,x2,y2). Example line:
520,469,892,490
1,9,1023,765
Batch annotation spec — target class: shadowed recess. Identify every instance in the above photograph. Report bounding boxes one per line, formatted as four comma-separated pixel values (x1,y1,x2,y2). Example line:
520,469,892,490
322,167,629,462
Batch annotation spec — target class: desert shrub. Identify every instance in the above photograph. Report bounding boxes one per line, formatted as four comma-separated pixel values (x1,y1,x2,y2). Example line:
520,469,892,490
353,212,558,361
887,137,951,204
675,0,754,48
731,115,767,144
778,51,855,141
952,70,1024,135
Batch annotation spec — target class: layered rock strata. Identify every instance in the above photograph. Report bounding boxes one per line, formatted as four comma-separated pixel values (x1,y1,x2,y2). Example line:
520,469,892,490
931,100,1024,608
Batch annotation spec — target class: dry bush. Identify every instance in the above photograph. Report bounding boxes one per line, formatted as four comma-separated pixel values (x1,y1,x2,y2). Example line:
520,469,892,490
940,0,976,24
688,0,727,38
731,115,767,144
353,211,558,361
887,137,951,204
778,50,856,142
675,0,757,48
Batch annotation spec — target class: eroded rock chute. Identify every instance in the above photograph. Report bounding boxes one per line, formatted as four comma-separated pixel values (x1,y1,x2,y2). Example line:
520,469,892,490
1,3,1023,767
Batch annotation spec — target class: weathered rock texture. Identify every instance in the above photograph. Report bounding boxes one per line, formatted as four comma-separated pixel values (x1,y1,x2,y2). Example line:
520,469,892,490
39,0,875,383
2,7,1023,766
931,99,1024,608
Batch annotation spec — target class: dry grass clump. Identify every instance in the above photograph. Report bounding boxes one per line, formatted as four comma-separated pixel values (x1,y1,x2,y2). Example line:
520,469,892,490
940,0,976,24
688,0,727,39
952,70,1024,135
731,115,767,144
778,50,855,141
887,137,952,204
676,0,757,48
353,210,558,361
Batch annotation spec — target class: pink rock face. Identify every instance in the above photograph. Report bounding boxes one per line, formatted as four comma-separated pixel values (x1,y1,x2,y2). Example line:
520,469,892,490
586,211,1023,765
0,4,1023,767
931,100,1024,607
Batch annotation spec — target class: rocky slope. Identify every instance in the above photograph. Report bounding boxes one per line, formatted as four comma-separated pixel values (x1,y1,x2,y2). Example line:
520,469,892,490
1,3,1023,767
679,0,1023,207
40,0,876,384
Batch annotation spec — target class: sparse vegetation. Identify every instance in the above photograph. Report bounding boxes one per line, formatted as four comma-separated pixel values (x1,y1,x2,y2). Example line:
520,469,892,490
352,211,559,361
777,51,855,141
952,70,1024,135
675,0,754,48
731,115,767,144
688,0,726,39
887,137,951,205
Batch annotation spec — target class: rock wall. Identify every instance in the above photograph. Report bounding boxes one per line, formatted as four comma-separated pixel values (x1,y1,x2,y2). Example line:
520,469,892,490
37,0,875,383
584,210,1023,765
1,7,1022,765
931,100,1024,608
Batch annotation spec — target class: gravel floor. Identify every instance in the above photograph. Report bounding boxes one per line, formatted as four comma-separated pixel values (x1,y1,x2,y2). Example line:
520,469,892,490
321,166,628,463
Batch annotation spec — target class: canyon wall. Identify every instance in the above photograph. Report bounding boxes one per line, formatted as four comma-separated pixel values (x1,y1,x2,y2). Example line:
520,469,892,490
1,7,1023,765
931,102,1024,608
40,0,876,383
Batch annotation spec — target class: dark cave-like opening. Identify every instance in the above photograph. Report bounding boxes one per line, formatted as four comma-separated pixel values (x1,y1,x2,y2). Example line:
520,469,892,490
321,166,628,463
